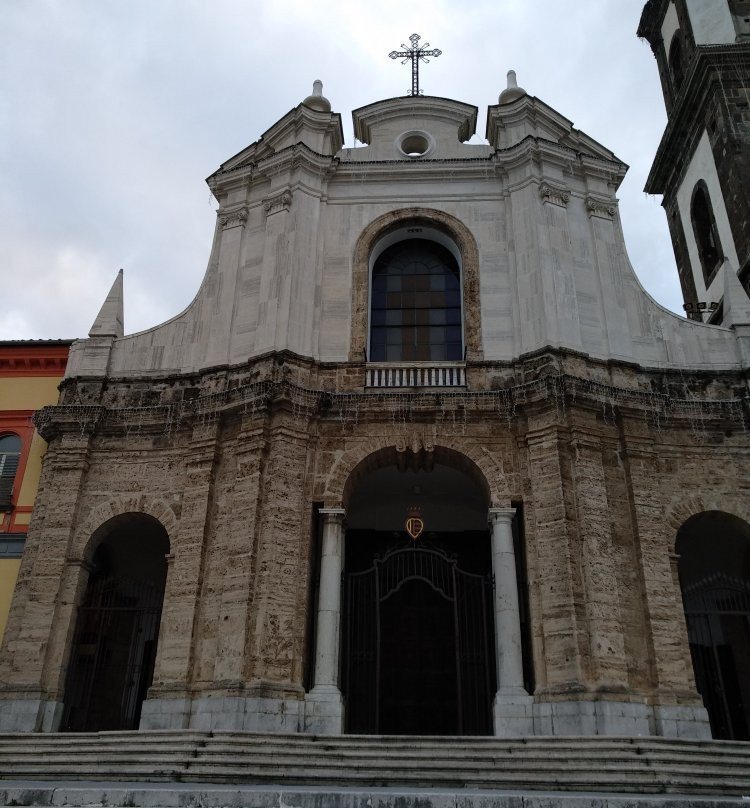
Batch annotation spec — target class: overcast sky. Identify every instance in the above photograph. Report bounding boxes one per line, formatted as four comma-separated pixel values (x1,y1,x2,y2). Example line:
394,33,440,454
0,0,681,341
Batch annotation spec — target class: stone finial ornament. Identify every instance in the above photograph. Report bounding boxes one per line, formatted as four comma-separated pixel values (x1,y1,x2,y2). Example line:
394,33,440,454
302,79,331,112
499,70,526,104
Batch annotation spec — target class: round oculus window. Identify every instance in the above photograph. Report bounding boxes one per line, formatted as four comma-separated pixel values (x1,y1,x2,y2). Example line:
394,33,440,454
397,131,433,158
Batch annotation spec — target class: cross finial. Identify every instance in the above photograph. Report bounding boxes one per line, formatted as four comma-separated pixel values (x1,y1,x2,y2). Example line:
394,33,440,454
389,33,442,96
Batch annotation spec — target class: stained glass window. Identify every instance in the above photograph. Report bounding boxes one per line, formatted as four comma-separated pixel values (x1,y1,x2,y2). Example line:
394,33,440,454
369,240,462,362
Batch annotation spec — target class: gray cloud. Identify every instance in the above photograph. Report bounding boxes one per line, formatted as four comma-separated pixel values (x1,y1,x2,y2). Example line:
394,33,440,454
0,0,681,339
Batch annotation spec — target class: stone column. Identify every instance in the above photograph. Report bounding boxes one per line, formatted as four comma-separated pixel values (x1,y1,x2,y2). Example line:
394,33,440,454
304,507,345,734
488,507,534,736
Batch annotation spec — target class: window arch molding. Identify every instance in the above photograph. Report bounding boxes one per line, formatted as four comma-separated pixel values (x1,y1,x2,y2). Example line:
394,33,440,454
349,208,483,362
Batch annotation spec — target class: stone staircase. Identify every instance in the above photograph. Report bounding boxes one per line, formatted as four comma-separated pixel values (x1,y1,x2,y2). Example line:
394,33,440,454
0,732,749,804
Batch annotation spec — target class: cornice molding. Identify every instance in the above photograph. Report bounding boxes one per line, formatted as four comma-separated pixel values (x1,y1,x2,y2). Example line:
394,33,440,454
353,95,478,144
209,142,337,192
34,370,749,442
0,345,69,377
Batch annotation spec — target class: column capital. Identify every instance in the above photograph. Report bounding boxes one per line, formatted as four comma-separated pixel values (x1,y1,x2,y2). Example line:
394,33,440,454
488,507,516,526
319,508,346,522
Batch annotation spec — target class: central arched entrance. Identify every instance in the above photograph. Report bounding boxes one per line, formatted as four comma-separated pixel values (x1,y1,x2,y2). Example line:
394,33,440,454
342,453,496,735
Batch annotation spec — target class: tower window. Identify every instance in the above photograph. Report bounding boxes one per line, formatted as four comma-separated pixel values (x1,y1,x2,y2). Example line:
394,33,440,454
369,239,462,362
0,434,22,512
690,182,724,285
669,34,685,91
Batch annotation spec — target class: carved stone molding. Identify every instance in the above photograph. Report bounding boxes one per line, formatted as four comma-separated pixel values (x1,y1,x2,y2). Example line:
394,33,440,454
219,206,248,229
395,432,435,471
539,182,570,208
585,195,617,220
263,189,293,217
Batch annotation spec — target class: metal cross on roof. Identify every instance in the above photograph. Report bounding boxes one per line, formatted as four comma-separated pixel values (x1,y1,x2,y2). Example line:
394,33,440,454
389,33,441,96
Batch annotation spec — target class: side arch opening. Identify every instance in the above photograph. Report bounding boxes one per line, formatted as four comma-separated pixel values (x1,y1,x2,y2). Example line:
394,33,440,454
677,510,750,740
62,512,170,731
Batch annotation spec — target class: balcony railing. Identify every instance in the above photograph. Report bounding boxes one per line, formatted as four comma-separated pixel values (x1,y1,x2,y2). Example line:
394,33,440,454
365,362,466,389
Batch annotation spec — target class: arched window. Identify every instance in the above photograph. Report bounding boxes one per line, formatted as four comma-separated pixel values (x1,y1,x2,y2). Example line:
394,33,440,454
369,239,462,362
668,34,685,91
0,434,22,512
691,182,724,284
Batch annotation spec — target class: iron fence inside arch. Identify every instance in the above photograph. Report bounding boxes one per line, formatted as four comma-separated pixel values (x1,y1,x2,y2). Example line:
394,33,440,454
683,573,750,741
62,575,164,732
343,542,494,735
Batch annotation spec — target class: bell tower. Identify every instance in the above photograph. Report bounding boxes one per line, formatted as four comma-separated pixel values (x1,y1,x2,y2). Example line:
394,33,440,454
639,0,750,322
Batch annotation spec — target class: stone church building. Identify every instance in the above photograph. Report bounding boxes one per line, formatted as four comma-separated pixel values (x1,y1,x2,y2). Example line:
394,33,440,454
1,0,749,743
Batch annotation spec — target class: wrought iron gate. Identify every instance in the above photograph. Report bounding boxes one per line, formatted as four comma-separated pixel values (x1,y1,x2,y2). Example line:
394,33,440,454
62,574,164,731
343,543,494,734
683,573,750,740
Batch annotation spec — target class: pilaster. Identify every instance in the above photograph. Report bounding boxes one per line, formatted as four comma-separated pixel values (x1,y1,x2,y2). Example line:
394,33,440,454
525,420,583,695
619,416,711,738
212,415,267,685
0,434,92,731
141,421,220,729
201,206,248,368
570,430,629,694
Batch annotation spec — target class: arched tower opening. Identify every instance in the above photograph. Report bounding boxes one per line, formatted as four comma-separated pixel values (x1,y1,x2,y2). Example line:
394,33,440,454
668,33,685,91
690,181,724,286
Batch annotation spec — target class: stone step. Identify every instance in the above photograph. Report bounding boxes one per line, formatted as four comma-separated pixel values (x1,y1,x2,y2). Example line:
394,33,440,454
3,743,750,768
2,733,748,758
0,732,746,751
4,759,750,787
1,783,749,808
4,764,749,792
0,732,749,797
4,747,749,773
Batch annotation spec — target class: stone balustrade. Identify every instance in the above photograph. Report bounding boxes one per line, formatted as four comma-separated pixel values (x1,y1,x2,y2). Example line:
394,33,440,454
365,362,466,388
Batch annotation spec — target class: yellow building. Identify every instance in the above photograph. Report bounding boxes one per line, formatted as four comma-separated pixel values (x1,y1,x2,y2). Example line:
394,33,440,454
0,340,70,642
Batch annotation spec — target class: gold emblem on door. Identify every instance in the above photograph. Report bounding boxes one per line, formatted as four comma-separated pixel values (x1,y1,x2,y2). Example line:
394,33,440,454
405,507,424,540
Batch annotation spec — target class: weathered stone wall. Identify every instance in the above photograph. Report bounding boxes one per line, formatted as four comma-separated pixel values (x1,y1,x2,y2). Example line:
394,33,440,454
0,350,748,734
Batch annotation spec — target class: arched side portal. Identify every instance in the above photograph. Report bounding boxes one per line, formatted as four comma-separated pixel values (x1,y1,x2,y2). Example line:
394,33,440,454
62,513,170,732
677,511,750,740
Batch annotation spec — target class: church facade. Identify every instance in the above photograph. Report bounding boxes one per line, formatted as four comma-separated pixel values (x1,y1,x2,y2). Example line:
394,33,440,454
1,2,749,742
